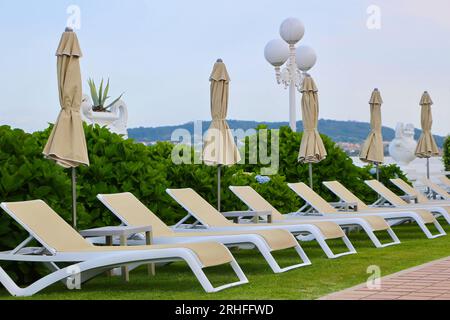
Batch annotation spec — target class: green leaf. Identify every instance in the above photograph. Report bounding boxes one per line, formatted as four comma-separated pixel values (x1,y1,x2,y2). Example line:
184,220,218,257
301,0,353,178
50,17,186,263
105,93,124,110
103,78,110,104
88,78,99,107
98,79,104,107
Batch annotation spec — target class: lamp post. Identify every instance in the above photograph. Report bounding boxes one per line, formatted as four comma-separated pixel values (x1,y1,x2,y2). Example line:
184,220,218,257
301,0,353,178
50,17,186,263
264,18,317,132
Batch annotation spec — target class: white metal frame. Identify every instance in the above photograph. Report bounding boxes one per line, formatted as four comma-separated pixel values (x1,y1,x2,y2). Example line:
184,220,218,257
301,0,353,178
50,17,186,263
233,185,400,249
320,183,447,239
166,189,357,260
0,202,248,297
97,194,312,273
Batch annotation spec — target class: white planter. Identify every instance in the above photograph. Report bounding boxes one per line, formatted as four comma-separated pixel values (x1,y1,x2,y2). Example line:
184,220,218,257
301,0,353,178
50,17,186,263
388,123,417,166
81,95,128,139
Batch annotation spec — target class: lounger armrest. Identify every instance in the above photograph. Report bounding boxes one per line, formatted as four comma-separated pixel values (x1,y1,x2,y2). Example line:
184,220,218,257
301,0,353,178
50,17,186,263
399,195,418,204
329,202,359,212
80,225,153,238
221,211,273,223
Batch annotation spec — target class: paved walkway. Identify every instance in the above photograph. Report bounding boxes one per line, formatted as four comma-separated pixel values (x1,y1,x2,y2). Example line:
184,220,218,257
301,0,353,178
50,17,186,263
320,257,450,300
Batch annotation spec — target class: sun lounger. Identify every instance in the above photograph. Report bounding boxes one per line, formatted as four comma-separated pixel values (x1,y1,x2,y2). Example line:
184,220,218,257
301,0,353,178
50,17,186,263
97,192,312,273
166,188,357,259
0,200,248,296
229,186,400,248
439,176,450,190
365,179,450,225
321,180,446,238
421,179,450,200
385,178,450,223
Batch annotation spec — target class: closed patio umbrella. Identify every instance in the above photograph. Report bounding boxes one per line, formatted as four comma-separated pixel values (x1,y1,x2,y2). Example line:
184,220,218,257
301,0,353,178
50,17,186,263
203,59,241,211
43,28,89,228
359,88,384,180
415,91,439,179
298,75,327,188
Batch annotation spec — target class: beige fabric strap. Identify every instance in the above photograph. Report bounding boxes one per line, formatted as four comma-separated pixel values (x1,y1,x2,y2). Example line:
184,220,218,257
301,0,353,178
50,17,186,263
169,188,345,240
412,209,436,224
422,179,450,199
390,179,429,203
101,193,297,251
323,181,369,210
229,186,285,221
358,216,390,231
439,176,450,188
77,242,232,268
289,183,338,213
4,200,232,268
365,180,406,206
174,229,298,251
100,193,174,237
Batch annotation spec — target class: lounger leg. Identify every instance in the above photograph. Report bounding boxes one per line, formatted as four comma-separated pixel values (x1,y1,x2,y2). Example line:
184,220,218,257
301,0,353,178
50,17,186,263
0,263,88,297
311,233,356,259
249,237,311,273
185,258,249,293
433,220,447,238
358,223,401,248
259,245,311,273
414,218,446,239
386,228,401,246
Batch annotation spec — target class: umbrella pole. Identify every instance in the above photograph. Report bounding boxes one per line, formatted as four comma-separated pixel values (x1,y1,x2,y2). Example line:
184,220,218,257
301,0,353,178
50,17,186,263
72,167,77,229
217,165,222,212
376,163,380,181
426,158,432,197
308,163,313,189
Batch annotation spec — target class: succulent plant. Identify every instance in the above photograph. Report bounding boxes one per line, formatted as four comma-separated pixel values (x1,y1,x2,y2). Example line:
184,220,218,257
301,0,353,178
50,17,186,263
87,78,124,112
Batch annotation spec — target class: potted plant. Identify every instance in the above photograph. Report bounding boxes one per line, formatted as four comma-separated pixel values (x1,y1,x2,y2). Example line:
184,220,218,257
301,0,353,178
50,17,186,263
80,78,128,138
87,78,124,112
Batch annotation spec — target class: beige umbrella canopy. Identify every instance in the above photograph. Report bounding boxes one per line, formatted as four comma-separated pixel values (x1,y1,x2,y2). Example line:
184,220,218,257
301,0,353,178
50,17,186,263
359,89,384,180
415,91,439,179
298,75,327,188
415,91,439,158
202,59,241,210
43,29,89,168
43,28,89,228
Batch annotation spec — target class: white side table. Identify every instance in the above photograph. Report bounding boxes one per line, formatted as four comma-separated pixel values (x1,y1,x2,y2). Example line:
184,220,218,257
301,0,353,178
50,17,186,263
80,225,155,282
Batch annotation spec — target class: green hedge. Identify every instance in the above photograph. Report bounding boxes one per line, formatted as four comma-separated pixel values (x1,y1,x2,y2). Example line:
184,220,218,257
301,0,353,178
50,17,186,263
0,126,72,283
0,124,409,283
240,126,408,205
444,136,450,172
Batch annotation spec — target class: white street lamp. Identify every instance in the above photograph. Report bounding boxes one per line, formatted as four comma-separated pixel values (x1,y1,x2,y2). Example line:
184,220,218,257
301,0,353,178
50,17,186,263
265,18,317,131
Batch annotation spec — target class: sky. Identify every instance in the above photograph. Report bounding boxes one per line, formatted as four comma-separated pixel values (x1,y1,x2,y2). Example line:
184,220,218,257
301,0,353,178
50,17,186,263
0,0,449,135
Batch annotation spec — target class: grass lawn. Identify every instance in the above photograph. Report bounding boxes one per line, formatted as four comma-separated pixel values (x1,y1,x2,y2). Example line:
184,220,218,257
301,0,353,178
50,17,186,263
1,219,450,300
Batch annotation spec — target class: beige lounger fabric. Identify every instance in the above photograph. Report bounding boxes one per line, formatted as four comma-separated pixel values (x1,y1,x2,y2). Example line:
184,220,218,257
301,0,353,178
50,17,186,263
5,200,233,268
415,92,439,159
325,180,437,224
359,89,384,164
100,193,297,251
298,75,327,163
440,176,450,188
202,60,241,166
288,183,389,231
168,188,346,240
323,181,370,210
365,180,407,206
389,179,429,203
43,30,89,168
421,179,450,200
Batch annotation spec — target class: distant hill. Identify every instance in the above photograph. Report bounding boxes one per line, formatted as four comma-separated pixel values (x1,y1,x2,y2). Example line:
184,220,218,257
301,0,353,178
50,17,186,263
128,119,446,148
